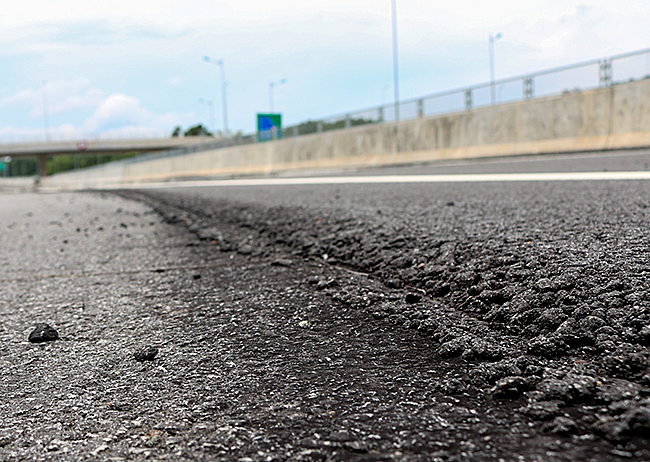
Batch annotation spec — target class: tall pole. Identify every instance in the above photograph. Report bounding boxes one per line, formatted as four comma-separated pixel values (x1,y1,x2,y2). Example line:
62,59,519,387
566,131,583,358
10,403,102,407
220,63,228,138
203,56,228,138
391,0,399,121
489,33,502,105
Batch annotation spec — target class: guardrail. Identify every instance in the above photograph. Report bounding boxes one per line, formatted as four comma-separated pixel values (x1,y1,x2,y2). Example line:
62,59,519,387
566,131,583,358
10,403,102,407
117,46,650,168
6,46,650,173
282,46,650,137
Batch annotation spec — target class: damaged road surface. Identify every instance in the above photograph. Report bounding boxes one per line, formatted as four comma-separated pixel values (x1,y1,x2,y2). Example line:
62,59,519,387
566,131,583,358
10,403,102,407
3,154,650,461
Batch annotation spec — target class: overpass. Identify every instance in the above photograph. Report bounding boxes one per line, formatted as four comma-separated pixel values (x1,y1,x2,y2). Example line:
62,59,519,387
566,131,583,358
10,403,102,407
0,137,216,176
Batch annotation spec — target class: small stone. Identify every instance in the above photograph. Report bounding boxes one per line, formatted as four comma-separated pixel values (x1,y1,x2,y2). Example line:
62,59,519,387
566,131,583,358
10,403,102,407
28,323,59,343
343,441,370,453
535,278,553,292
237,244,253,255
405,293,422,304
542,416,579,435
134,345,159,362
271,258,293,267
519,401,561,420
386,279,402,289
329,430,352,442
298,320,309,328
490,376,529,399
144,430,165,448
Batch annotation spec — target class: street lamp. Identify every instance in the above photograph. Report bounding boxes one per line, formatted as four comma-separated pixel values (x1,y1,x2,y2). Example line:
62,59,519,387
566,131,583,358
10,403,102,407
202,56,228,138
489,32,502,105
269,78,287,113
198,98,214,134
391,0,399,121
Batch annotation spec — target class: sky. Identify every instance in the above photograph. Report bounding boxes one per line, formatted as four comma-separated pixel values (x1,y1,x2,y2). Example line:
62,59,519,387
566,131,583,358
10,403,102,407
1,0,649,141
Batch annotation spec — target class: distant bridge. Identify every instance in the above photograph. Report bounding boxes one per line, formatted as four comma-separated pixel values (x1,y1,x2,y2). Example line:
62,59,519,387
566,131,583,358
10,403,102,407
0,137,214,175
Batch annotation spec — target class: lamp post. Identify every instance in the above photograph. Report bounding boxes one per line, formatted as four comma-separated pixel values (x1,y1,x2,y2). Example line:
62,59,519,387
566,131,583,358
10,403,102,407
198,98,214,134
489,32,502,105
202,56,228,138
391,0,399,121
269,78,287,112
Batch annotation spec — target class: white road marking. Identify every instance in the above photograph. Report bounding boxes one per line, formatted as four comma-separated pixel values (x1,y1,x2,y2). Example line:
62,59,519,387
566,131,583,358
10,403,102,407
121,171,650,189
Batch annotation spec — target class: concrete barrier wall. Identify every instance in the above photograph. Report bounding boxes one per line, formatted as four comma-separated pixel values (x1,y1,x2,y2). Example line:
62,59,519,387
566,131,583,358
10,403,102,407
0,176,38,192
42,78,650,190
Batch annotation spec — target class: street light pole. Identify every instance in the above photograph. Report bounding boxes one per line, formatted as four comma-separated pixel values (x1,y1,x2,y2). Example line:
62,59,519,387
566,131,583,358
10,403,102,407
489,32,502,105
269,78,287,113
391,0,399,121
203,56,229,138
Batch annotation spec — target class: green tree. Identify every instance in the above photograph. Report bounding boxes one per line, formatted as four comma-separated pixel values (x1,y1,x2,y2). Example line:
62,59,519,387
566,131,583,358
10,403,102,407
171,126,182,137
184,124,213,137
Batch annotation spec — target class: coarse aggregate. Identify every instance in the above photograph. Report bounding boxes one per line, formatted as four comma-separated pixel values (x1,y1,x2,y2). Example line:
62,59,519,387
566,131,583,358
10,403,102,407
118,174,650,459
0,191,546,462
2,164,650,461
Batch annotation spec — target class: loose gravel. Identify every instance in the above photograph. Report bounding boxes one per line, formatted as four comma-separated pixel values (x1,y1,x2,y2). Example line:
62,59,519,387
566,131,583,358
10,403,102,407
117,178,650,459
3,179,650,461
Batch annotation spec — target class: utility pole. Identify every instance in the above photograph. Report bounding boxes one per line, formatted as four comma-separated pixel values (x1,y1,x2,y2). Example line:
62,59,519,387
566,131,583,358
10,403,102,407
203,57,229,138
391,0,399,121
489,32,502,105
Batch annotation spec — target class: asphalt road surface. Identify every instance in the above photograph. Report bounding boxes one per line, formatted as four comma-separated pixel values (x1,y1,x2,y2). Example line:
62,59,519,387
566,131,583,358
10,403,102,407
2,150,650,461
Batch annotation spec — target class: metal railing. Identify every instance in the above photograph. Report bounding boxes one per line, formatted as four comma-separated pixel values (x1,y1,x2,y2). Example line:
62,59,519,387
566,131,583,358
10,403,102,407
279,47,650,138
121,46,650,168
5,46,650,171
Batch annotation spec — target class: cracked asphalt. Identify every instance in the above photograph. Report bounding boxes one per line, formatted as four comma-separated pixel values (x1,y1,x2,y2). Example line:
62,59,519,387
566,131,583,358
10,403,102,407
2,150,650,461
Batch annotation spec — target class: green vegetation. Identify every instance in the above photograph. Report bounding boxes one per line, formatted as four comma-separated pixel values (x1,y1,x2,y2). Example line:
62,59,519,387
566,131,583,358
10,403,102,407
172,124,244,139
1,157,38,177
171,124,213,137
47,152,139,175
285,117,376,136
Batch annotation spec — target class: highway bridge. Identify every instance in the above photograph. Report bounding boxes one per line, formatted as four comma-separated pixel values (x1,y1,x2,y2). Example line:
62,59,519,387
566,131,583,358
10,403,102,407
0,136,214,176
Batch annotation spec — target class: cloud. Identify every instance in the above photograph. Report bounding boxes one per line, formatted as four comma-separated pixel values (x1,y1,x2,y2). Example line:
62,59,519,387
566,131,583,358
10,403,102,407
83,94,152,132
0,123,82,143
0,78,104,118
0,88,38,108
0,19,192,53
82,93,194,135
0,84,192,141
47,20,192,45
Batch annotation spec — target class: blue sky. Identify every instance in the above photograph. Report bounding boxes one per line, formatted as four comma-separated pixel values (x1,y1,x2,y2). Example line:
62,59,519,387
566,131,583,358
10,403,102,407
1,0,649,141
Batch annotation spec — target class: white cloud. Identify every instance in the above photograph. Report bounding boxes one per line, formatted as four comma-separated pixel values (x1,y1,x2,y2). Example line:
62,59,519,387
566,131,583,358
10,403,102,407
2,0,650,136
0,78,104,118
0,123,82,143
82,93,194,136
83,94,152,132
0,88,38,107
